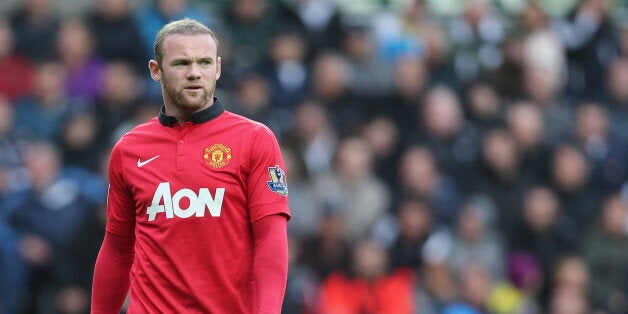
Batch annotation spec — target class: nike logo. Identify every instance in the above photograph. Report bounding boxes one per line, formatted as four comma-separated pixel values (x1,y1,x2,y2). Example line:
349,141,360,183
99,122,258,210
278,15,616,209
137,155,160,168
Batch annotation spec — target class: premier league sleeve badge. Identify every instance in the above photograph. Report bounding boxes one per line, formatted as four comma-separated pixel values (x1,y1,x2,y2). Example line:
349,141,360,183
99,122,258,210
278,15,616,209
267,165,288,196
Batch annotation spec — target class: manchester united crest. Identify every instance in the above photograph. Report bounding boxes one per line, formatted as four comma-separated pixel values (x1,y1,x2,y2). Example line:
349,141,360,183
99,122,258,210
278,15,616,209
204,143,232,168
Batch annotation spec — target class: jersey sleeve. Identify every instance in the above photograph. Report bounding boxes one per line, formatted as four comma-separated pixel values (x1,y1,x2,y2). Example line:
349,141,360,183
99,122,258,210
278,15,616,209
106,142,136,236
247,124,291,222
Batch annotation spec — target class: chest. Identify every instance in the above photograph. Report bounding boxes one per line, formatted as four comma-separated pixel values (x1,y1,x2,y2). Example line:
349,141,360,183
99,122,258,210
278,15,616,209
122,131,250,217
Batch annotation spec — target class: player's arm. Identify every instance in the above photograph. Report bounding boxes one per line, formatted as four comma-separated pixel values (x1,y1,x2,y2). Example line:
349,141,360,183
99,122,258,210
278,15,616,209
91,231,135,314
252,213,289,314
247,124,291,313
92,143,136,313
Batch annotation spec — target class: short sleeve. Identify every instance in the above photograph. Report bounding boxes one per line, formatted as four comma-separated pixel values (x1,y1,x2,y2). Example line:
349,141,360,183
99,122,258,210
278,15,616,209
106,143,136,236
247,124,291,222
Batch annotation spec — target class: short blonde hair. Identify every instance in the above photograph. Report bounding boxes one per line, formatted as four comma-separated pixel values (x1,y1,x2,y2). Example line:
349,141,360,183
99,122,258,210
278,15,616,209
153,18,219,65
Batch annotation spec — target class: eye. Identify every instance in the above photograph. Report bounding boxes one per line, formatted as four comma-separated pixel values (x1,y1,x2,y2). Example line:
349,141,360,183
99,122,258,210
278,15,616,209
200,60,212,66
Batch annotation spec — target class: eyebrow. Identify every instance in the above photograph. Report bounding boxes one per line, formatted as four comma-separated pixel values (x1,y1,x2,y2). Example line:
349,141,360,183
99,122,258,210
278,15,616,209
169,56,215,64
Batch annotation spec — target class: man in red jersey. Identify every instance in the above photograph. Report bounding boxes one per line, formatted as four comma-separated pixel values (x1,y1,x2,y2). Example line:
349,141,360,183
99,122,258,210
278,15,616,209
91,18,290,313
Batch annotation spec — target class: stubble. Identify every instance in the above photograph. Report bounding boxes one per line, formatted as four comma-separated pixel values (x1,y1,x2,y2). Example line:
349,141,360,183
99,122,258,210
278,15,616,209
162,75,212,112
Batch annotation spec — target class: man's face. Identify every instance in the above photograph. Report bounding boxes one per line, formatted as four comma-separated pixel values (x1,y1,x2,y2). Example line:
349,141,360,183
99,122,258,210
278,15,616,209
149,34,221,114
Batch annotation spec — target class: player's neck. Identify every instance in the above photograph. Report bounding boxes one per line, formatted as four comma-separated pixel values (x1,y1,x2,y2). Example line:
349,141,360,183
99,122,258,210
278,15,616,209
165,98,215,125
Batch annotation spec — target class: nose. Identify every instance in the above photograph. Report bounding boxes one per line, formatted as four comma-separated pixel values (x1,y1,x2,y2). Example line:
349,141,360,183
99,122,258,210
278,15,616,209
186,63,201,80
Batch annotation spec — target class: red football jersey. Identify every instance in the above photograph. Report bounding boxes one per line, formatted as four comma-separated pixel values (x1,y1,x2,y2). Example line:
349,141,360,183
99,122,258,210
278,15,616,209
106,100,290,313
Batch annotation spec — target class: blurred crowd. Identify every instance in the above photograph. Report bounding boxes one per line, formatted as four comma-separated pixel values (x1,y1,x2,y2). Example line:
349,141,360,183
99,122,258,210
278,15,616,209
2,0,628,313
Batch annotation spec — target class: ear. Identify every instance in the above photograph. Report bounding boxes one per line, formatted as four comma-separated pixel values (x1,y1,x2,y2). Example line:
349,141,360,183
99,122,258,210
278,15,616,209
215,57,222,81
149,60,161,82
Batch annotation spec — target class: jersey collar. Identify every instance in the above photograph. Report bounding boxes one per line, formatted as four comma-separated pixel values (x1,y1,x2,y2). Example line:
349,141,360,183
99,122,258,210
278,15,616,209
158,97,225,127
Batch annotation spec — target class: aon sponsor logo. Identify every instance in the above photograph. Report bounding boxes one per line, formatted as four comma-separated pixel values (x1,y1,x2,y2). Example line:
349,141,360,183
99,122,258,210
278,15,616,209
147,182,225,221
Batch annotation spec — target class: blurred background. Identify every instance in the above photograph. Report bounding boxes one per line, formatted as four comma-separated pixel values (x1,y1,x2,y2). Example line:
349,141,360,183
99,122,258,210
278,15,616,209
1,0,628,313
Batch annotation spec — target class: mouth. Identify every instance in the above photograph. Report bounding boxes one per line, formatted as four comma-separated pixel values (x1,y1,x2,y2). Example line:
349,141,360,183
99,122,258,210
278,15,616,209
185,85,202,91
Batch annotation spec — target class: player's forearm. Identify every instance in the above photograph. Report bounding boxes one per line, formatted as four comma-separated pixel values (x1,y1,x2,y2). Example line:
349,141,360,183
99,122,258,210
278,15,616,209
252,214,289,314
91,231,135,314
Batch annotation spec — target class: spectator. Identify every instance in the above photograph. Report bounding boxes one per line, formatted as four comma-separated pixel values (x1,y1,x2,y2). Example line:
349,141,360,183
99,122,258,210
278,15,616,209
509,185,576,308
548,254,591,314
521,66,573,147
227,71,293,137
0,17,35,102
58,110,103,172
370,0,431,64
505,101,552,182
420,22,457,87
396,145,462,228
471,126,529,235
282,146,320,239
222,0,280,72
447,196,504,281
284,99,338,177
316,239,416,313
312,136,390,241
0,96,23,173
418,85,481,189
548,285,591,314
606,57,628,141
300,209,351,281
13,61,81,141
261,30,310,110
446,0,507,85
486,251,543,314
0,212,27,314
276,0,344,53
86,0,148,73
282,235,318,314
360,116,402,188
442,263,494,313
53,201,106,314
518,3,573,146
573,101,628,193
552,255,590,296
107,99,160,146
308,50,364,136
94,61,144,143
341,22,394,99
581,192,628,313
388,198,433,272
463,81,504,132
549,143,599,234
519,1,567,107
4,141,105,313
557,0,621,100
9,0,60,61
607,56,628,105
490,33,525,101
0,96,28,314
57,18,108,103
379,55,428,145
420,258,458,314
